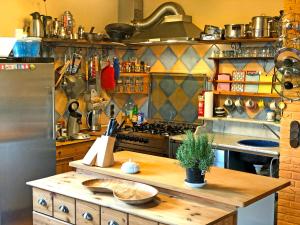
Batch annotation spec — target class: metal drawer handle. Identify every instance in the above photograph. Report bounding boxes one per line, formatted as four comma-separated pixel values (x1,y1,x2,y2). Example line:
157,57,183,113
108,220,119,225
37,198,47,207
59,205,69,213
82,212,93,221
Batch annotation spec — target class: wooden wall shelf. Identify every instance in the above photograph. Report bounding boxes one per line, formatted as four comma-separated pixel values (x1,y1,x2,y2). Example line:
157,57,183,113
42,38,137,49
196,38,278,44
209,57,274,60
198,116,280,127
213,90,280,98
112,73,150,95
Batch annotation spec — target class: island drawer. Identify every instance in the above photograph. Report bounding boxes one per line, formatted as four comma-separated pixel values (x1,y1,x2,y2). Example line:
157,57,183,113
101,207,127,225
33,211,72,225
76,200,100,225
33,188,53,217
53,193,75,224
129,215,158,225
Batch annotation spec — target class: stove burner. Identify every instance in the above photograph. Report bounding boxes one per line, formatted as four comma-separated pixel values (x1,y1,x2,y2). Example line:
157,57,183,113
129,121,196,136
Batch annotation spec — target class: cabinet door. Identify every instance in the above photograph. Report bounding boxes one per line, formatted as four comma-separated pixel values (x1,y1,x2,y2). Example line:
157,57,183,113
53,194,75,224
33,188,53,217
76,200,100,225
129,215,158,225
101,207,127,225
56,156,75,174
33,211,71,225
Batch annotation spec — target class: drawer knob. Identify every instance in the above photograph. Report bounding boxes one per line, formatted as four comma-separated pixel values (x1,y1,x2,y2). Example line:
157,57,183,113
108,220,119,225
37,198,47,207
82,212,93,221
59,205,69,213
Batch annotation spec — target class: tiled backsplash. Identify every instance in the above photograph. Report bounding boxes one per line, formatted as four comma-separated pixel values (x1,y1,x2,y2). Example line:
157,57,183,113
54,43,276,130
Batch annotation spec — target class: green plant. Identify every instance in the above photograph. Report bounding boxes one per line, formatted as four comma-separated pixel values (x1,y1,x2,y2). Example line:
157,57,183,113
176,130,215,171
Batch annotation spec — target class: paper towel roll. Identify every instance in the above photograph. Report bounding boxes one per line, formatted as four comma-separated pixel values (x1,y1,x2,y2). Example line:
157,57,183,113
204,91,214,118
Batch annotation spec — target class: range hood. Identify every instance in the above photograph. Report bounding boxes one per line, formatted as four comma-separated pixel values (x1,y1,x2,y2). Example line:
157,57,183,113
128,2,202,44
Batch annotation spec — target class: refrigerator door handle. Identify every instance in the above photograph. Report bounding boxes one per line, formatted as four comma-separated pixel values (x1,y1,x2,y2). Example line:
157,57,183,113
46,86,56,140
51,86,55,140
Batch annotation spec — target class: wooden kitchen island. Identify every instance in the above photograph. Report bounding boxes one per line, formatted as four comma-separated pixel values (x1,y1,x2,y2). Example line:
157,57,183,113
27,151,290,225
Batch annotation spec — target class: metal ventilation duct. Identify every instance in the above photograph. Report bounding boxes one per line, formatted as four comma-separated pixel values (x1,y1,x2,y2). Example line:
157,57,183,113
128,2,201,44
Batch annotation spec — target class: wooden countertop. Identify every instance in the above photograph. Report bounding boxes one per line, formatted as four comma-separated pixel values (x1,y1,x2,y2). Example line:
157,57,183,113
170,132,280,157
27,172,235,225
56,129,106,147
70,151,290,208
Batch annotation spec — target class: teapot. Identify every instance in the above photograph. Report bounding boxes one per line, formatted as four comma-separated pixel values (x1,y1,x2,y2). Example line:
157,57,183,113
30,12,44,37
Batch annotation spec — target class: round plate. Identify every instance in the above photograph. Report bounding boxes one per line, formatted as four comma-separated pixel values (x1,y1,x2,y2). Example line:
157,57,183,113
184,180,207,188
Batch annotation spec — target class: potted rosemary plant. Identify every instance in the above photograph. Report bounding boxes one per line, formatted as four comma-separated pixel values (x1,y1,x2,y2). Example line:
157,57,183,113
176,130,214,187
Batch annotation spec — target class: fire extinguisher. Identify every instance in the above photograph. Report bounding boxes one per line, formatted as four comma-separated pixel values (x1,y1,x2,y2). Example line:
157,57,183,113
198,92,205,117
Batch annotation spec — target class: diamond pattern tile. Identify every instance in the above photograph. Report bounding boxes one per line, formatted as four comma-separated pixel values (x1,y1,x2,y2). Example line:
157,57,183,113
148,101,158,118
158,100,177,121
203,45,219,70
55,111,61,123
160,47,178,70
169,88,189,111
181,75,201,97
104,100,120,117
122,50,136,61
229,59,251,70
159,75,178,97
257,60,275,73
151,85,167,109
140,48,157,67
181,46,201,71
180,102,198,123
140,101,149,118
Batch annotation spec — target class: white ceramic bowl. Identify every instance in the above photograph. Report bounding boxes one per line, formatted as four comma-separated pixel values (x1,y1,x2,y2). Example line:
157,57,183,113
0,37,16,57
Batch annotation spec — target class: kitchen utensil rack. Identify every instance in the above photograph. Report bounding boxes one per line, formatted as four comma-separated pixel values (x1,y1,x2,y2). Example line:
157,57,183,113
42,38,137,49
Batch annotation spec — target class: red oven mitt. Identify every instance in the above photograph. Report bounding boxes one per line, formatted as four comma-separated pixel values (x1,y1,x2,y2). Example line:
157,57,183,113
101,62,116,90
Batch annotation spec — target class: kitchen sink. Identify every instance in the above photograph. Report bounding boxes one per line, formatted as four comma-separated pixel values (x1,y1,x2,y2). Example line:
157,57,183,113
237,139,279,148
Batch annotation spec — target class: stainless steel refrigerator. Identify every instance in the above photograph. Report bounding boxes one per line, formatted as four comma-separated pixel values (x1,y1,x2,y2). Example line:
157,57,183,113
0,58,56,225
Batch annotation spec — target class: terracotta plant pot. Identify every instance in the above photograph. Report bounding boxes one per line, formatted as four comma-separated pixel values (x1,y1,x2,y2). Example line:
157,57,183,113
186,168,205,184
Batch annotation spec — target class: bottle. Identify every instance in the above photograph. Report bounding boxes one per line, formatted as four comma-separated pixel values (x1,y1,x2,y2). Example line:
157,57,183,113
198,93,205,117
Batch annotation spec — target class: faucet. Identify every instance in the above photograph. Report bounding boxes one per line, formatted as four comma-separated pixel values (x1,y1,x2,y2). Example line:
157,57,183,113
262,124,280,139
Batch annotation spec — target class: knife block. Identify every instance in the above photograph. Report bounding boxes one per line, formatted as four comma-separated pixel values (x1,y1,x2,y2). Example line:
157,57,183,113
82,135,115,167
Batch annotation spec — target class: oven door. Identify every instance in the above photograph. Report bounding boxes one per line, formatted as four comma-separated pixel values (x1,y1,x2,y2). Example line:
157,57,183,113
114,142,168,157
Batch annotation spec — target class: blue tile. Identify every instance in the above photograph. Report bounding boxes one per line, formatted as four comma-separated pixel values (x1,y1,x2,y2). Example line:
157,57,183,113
149,101,158,118
181,46,201,71
151,79,158,90
159,75,178,97
55,110,61,123
140,48,157,67
160,47,178,70
180,102,198,123
181,75,201,98
140,100,149,119
228,59,251,70
105,100,120,117
159,100,177,121
203,45,219,70
122,50,136,61
257,60,275,73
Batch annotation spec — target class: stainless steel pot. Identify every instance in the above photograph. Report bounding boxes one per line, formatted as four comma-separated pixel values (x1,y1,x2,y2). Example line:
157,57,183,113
224,24,246,39
252,16,272,38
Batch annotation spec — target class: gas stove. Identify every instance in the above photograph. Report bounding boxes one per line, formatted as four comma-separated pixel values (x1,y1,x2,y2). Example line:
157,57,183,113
115,121,197,157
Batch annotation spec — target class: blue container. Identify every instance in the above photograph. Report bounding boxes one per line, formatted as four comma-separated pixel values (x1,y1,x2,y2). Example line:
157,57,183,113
13,38,41,57
13,41,27,57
